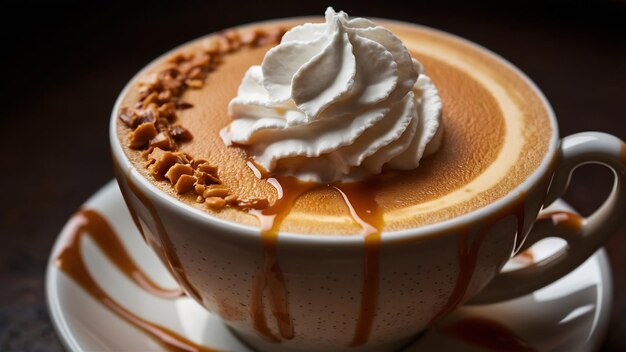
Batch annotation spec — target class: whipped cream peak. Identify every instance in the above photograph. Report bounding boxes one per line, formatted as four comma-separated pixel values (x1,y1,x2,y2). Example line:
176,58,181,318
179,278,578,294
223,7,443,183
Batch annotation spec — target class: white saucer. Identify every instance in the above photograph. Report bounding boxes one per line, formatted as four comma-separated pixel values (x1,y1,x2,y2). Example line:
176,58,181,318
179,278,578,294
46,181,612,351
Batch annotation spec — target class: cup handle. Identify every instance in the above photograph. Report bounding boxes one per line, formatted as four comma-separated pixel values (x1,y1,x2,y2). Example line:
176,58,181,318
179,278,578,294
469,132,626,305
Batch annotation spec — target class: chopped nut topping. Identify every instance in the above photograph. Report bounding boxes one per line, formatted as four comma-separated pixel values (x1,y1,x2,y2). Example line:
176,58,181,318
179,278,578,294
203,185,229,198
196,162,217,176
191,159,209,168
187,67,203,80
165,163,194,184
142,91,159,108
194,184,206,195
240,29,265,47
176,101,194,110
175,174,197,194
156,117,170,131
137,104,159,125
149,132,176,150
119,27,286,211
158,102,177,121
119,107,138,127
195,170,220,185
148,147,189,178
157,90,172,103
169,125,193,142
224,194,238,205
186,79,204,89
129,123,158,149
205,197,226,210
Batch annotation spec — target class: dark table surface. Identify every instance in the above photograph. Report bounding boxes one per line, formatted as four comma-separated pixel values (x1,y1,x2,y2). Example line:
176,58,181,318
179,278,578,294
1,1,625,351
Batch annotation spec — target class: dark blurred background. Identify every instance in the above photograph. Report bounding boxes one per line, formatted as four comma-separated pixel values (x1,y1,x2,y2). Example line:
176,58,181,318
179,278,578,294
1,0,625,350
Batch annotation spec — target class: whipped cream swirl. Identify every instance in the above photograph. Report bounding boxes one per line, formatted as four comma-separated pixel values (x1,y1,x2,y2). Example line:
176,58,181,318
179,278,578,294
223,7,443,183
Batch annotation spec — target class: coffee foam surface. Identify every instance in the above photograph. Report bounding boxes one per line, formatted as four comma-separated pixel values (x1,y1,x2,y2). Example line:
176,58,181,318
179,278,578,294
117,19,552,235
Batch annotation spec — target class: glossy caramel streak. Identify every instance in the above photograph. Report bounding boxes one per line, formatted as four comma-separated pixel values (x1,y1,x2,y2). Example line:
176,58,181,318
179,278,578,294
125,172,203,303
56,209,216,352
621,143,626,164
112,158,148,244
442,317,535,351
334,180,384,347
538,211,584,232
430,197,527,326
250,176,318,342
427,225,472,326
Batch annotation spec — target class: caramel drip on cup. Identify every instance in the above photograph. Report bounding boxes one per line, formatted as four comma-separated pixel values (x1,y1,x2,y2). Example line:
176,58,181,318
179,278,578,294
249,176,318,342
56,209,217,352
429,194,528,327
333,180,384,347
124,171,204,304
247,175,385,346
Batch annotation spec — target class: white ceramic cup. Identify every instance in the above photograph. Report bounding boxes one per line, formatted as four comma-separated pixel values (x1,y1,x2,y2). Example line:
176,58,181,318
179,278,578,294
110,19,626,352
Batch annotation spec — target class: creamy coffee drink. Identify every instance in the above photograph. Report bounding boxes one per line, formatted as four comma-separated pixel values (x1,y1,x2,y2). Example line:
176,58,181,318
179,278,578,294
116,10,552,235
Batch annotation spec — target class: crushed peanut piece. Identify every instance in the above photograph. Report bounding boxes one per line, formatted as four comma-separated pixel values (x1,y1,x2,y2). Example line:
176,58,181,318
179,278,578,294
137,103,159,125
205,197,226,210
148,148,189,178
149,132,176,150
176,101,194,109
158,102,177,121
224,194,238,205
194,184,206,195
197,162,218,176
119,107,138,127
175,174,197,194
165,163,194,184
142,91,159,108
191,159,209,168
203,185,229,198
194,170,220,185
129,123,158,149
186,79,204,89
169,125,192,142
157,90,172,103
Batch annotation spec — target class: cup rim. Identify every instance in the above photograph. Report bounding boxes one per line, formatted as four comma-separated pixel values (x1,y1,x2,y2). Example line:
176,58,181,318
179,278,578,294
109,16,559,246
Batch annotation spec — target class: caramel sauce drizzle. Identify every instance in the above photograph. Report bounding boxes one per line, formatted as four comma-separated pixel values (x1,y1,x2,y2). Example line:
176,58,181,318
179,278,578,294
429,196,527,327
113,161,149,244
442,317,535,351
56,209,217,352
621,143,626,164
333,180,383,347
124,172,203,304
427,225,473,326
249,176,318,342
245,170,384,346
